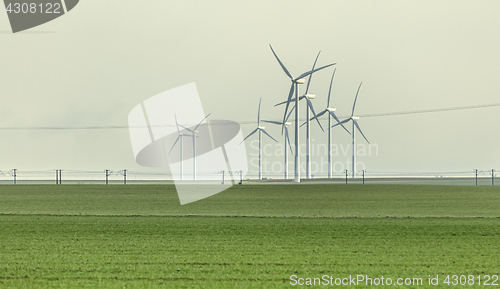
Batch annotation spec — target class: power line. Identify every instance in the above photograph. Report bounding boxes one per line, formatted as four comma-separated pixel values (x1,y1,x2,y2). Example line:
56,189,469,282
357,103,500,118
0,103,498,131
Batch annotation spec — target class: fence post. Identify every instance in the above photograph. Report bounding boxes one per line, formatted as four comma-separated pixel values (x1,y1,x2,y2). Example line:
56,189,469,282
362,170,365,185
345,170,348,184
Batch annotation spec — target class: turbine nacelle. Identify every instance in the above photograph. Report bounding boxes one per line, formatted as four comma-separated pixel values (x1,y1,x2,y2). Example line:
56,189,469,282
326,107,336,112
284,122,291,126
352,116,360,120
294,78,305,84
258,126,266,130
305,94,315,99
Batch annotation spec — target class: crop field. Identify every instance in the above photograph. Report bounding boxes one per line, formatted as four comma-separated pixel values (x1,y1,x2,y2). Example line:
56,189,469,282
0,184,499,288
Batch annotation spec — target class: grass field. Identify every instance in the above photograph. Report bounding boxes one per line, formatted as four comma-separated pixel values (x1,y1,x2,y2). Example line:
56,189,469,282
1,184,499,288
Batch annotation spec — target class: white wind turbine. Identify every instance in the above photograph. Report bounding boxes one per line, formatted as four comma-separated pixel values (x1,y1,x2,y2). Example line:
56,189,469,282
168,113,192,181
179,113,211,180
241,97,277,180
261,119,293,179
269,45,335,182
276,51,325,179
309,68,351,178
332,83,370,178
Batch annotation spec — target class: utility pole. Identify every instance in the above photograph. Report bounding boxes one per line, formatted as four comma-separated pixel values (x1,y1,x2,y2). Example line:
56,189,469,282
221,170,225,185
13,169,17,185
345,170,348,184
56,170,58,184
105,170,111,185
362,170,365,185
475,169,478,186
59,170,62,185
492,169,495,186
239,170,243,185
123,169,127,185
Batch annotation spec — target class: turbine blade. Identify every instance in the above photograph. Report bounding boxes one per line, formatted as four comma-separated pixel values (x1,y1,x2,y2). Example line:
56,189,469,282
331,118,351,129
351,82,363,117
285,104,295,123
179,124,193,132
282,83,295,127
330,111,351,134
240,128,259,144
175,113,180,134
278,95,306,108
262,120,283,125
306,98,324,132
295,63,336,81
258,97,262,126
269,44,293,79
305,51,321,95
310,109,327,121
168,136,181,156
275,97,297,107
353,120,370,144
327,68,336,107
194,113,211,132
285,127,293,155
261,128,278,143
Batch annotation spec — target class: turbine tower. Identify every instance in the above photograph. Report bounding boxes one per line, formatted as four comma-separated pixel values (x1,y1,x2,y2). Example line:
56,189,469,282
168,113,192,180
262,119,293,179
309,69,351,178
269,45,335,182
241,97,278,180
332,83,370,178
179,113,211,180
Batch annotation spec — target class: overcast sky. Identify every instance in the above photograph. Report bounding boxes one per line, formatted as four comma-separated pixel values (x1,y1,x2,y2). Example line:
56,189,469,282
0,1,499,177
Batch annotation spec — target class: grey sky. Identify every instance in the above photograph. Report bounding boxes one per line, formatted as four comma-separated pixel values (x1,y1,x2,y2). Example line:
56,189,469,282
0,1,498,175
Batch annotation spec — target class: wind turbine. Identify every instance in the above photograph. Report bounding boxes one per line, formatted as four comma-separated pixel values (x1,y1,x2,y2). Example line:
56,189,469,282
179,113,211,180
168,113,192,181
309,68,351,178
241,97,278,180
275,51,325,179
261,119,293,179
270,45,335,182
332,82,370,178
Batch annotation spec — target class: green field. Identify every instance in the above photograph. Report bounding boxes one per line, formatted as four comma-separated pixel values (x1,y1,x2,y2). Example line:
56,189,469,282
1,184,499,288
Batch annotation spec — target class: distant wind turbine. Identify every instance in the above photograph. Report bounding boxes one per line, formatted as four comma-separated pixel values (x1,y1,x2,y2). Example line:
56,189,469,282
179,113,211,180
332,82,370,178
241,98,277,180
270,44,335,182
168,113,192,181
310,68,351,178
262,119,293,179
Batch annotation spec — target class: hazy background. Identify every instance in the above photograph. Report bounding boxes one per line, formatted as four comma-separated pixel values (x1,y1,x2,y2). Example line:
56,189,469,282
0,1,498,177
